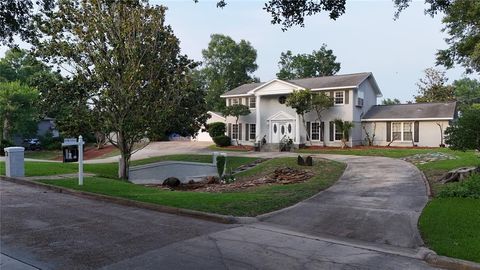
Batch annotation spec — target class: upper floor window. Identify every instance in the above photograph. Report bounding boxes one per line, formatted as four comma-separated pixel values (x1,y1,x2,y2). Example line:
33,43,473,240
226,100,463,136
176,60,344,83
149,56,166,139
334,91,344,105
231,98,239,106
249,97,256,108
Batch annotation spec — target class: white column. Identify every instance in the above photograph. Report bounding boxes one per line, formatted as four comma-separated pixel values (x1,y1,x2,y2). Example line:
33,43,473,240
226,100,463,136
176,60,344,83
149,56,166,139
295,114,301,144
255,95,261,142
78,135,84,186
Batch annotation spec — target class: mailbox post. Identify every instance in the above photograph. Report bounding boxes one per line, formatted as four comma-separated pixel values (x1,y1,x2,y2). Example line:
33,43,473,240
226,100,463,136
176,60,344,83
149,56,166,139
61,136,84,185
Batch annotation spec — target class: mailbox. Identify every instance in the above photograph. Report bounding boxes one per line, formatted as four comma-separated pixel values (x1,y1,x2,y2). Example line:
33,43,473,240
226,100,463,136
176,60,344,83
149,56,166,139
62,138,81,163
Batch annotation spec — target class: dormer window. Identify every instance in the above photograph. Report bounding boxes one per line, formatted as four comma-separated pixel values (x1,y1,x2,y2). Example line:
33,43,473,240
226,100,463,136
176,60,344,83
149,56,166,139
334,91,344,105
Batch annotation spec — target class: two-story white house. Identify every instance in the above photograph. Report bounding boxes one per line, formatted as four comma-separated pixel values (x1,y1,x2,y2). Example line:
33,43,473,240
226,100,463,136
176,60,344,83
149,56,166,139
220,72,457,148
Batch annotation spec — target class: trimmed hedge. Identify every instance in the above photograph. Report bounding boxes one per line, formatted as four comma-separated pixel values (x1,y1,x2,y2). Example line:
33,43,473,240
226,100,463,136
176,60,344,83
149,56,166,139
207,122,226,138
213,135,231,147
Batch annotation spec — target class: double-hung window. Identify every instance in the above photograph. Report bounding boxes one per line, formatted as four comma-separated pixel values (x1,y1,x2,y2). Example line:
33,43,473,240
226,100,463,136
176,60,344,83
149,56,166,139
232,124,238,139
249,124,256,140
334,123,343,141
392,122,413,141
334,91,344,105
231,98,239,106
311,122,320,140
249,97,256,109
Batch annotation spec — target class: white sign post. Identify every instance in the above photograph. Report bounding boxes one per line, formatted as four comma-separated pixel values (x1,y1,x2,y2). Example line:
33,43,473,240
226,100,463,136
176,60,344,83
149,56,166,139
78,135,84,186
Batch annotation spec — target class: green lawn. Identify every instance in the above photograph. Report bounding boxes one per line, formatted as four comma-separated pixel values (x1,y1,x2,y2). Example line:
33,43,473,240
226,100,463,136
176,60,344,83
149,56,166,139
298,146,453,158
0,155,258,179
24,150,61,160
419,198,480,263
38,157,345,216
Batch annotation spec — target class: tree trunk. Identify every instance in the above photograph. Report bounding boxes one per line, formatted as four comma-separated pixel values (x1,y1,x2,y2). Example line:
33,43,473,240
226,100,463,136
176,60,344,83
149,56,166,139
118,152,130,180
2,117,9,142
117,132,131,180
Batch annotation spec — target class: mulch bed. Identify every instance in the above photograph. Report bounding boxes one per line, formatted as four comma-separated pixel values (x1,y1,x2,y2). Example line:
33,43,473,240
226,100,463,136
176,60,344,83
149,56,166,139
215,145,255,151
145,166,315,193
53,144,117,161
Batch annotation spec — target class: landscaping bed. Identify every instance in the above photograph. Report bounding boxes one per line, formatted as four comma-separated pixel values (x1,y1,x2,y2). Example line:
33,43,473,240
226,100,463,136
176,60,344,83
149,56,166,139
148,166,315,192
299,145,446,158
208,145,254,152
37,157,346,216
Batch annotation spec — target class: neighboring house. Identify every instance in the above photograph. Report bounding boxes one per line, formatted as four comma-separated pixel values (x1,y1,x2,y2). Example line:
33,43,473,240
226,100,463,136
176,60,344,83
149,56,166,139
220,72,457,148
194,111,226,142
13,117,59,145
362,102,457,147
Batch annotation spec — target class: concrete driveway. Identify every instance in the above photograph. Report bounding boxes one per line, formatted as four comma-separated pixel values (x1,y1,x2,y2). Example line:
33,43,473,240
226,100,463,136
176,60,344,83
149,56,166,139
1,180,436,270
261,155,429,249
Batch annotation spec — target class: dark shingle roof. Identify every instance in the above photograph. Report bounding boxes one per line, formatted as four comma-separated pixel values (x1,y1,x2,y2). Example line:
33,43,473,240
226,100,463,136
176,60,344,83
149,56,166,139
362,102,457,120
221,72,373,97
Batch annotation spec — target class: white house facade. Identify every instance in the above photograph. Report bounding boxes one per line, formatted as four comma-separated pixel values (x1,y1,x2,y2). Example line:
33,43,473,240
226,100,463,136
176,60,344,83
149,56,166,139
220,72,457,149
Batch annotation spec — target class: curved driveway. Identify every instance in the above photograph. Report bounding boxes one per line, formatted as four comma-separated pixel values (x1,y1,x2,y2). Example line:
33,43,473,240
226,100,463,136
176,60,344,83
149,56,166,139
261,155,429,249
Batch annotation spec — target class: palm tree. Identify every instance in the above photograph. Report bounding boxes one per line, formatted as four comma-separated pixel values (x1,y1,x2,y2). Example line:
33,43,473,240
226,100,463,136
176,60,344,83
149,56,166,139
333,119,354,148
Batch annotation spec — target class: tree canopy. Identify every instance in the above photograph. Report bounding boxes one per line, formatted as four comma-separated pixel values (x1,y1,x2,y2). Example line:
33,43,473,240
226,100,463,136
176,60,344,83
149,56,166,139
414,68,456,103
277,44,340,80
200,34,258,112
453,78,480,106
34,0,207,179
445,104,480,152
381,98,401,105
0,81,39,142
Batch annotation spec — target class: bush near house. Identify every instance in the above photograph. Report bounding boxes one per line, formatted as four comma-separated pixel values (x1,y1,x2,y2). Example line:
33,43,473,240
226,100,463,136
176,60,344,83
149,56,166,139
213,135,231,147
207,122,226,138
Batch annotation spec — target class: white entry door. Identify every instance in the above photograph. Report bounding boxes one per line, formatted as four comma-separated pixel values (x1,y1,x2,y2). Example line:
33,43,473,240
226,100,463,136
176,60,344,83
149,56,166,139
271,121,295,143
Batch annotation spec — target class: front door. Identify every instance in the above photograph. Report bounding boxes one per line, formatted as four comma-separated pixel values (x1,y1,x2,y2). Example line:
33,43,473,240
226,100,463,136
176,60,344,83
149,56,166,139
271,121,295,143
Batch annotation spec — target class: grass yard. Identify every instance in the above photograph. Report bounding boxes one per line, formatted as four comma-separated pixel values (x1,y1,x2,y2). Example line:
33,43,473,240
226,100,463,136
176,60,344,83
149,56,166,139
24,150,61,160
0,155,258,179
298,146,452,158
419,198,480,263
38,157,345,216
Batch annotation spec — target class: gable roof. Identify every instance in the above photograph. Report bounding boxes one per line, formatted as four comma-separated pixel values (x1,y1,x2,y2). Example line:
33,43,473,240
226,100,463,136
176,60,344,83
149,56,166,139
362,102,457,121
221,72,379,97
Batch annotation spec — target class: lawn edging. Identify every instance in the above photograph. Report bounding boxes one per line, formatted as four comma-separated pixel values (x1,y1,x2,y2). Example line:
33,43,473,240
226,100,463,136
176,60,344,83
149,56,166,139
425,253,480,270
0,176,257,225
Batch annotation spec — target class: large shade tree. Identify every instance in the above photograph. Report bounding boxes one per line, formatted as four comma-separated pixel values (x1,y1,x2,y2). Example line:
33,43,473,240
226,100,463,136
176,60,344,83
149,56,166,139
277,44,340,80
0,81,39,142
34,0,207,180
414,68,456,103
445,104,480,153
201,34,258,112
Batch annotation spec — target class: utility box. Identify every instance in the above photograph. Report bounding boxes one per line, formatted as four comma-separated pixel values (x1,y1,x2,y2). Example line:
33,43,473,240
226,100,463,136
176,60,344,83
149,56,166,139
5,147,25,177
62,138,80,163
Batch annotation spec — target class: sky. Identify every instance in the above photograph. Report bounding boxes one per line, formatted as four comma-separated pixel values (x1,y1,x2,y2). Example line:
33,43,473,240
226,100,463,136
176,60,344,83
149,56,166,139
0,0,470,102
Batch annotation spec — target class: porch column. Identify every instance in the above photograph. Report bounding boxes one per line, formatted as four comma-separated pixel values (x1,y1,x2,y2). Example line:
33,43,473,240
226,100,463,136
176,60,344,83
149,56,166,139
255,95,261,142
295,114,301,144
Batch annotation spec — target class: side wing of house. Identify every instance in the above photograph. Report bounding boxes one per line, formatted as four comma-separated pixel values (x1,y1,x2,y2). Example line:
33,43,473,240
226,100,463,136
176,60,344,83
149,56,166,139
361,102,457,147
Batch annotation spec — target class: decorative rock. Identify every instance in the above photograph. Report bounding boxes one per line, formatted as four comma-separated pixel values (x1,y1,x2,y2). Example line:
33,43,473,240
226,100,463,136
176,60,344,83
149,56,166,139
306,156,313,166
162,177,180,187
401,152,457,165
297,155,305,166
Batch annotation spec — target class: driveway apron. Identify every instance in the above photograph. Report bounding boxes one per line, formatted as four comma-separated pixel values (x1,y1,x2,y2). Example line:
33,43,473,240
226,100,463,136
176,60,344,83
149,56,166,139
261,155,429,248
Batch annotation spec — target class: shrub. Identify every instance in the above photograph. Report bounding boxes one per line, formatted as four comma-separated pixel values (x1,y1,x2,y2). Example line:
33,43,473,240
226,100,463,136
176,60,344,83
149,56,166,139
207,122,226,138
0,140,13,156
39,132,62,150
213,135,231,147
438,174,480,199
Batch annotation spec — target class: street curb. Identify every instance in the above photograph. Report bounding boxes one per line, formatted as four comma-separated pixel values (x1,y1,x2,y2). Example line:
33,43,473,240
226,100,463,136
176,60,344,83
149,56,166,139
0,176,253,225
425,253,480,270
418,168,433,198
